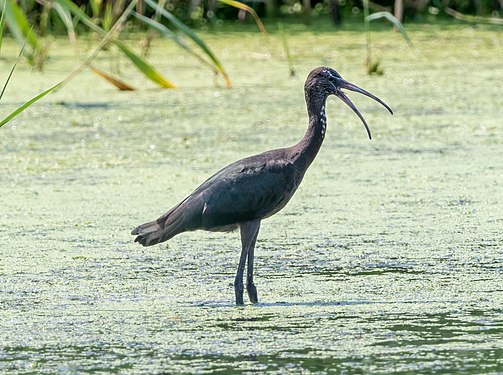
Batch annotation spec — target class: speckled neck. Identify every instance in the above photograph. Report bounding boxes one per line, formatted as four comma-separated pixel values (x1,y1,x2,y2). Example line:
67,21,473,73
289,87,329,174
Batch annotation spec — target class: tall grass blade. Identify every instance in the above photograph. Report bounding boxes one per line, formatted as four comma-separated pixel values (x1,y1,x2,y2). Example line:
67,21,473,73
133,11,183,45
218,0,267,34
52,2,77,48
58,1,136,88
0,65,16,101
0,26,31,101
103,2,113,32
53,0,137,88
0,22,62,128
444,7,503,25
0,1,5,53
116,41,176,88
53,0,176,89
277,22,295,77
89,0,101,19
141,0,166,56
363,0,372,71
90,65,136,90
0,81,62,128
144,0,230,88
2,0,41,51
366,11,413,47
133,11,217,73
52,0,104,34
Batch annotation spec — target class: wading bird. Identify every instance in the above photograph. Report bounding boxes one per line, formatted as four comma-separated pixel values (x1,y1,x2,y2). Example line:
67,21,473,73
132,67,392,305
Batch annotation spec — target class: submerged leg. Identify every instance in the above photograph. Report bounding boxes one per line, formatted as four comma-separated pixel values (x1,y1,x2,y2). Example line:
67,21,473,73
234,219,261,305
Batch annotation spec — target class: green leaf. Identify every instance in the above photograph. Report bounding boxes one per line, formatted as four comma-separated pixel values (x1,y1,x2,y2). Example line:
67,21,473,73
53,0,176,89
0,81,62,128
1,27,31,101
133,11,217,73
103,2,113,32
3,0,40,48
133,12,188,50
52,0,104,35
366,11,413,47
89,0,100,18
0,1,5,53
52,2,77,48
2,0,41,62
116,41,176,88
0,10,59,128
144,0,230,87
56,0,225,88
0,64,16,101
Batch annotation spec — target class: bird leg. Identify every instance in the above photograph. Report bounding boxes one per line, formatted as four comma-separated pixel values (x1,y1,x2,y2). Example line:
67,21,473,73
234,244,247,305
246,221,260,304
235,220,260,305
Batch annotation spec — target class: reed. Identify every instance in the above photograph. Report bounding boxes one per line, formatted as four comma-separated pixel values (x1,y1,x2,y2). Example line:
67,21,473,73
0,0,237,88
0,8,61,128
362,0,412,75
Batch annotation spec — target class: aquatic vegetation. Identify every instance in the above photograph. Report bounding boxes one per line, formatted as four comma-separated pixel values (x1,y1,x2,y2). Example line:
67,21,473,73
362,0,413,75
0,5,61,128
0,0,268,128
0,0,231,88
1,18,502,375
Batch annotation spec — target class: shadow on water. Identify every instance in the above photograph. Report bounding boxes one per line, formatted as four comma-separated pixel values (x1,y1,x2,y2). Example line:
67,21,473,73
189,299,481,309
55,101,112,109
190,299,377,308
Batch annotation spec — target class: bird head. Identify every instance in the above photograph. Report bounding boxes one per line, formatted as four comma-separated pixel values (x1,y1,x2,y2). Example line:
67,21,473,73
306,67,393,140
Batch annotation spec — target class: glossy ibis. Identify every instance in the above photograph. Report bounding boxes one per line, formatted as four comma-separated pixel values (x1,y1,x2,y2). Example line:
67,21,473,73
132,67,393,305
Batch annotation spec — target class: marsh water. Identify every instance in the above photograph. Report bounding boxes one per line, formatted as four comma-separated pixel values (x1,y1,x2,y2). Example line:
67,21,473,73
1,23,502,373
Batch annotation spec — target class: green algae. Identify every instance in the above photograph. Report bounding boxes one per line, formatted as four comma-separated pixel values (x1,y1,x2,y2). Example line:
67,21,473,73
1,22,502,373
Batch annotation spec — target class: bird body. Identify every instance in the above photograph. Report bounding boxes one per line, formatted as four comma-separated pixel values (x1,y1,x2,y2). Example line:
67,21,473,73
133,148,302,246
132,67,393,305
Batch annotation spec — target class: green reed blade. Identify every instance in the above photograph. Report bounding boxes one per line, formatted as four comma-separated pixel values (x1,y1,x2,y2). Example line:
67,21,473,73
0,81,62,128
0,1,5,53
116,41,176,88
366,11,413,47
53,0,176,89
144,0,230,87
133,11,217,74
218,0,267,34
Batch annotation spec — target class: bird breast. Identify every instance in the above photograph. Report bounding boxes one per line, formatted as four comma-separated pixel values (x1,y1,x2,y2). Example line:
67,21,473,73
198,155,299,230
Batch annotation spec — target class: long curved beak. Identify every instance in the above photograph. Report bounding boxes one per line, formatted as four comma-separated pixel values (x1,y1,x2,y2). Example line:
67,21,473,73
337,80,393,140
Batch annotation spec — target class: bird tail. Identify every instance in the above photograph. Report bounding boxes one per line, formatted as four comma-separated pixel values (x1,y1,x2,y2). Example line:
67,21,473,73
131,200,189,247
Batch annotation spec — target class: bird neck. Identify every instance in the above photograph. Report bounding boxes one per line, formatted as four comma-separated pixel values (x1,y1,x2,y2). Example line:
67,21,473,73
290,90,328,172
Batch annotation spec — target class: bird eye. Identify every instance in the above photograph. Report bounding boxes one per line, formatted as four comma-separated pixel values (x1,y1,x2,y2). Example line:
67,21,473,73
323,70,340,81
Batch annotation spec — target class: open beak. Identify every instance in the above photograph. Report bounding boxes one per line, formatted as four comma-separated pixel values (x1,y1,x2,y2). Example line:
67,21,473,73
336,80,393,140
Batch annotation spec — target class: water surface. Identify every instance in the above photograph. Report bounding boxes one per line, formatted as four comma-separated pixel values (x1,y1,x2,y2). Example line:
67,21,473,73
1,23,502,373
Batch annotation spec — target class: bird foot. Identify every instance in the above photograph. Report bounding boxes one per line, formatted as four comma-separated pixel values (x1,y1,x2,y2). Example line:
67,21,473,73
246,283,258,304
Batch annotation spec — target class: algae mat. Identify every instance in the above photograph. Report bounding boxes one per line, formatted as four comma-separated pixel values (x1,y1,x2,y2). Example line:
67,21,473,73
1,23,502,373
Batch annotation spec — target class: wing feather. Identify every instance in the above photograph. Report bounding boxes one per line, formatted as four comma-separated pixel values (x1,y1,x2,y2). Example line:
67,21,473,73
199,157,296,229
